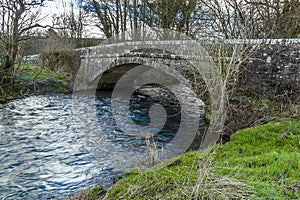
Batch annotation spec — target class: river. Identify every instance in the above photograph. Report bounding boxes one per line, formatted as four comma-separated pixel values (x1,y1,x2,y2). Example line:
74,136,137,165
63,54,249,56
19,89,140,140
0,91,204,199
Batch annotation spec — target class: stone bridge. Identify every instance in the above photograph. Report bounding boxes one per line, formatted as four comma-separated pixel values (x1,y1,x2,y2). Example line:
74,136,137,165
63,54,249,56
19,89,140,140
73,38,300,92
74,40,206,92
70,38,300,151
72,39,224,151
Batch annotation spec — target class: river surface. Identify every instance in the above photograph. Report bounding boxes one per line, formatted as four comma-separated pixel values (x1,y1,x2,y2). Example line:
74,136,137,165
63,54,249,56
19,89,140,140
0,91,204,199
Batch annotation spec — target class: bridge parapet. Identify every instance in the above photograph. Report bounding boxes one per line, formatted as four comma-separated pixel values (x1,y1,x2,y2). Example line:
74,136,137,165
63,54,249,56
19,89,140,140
74,40,209,91
74,38,300,91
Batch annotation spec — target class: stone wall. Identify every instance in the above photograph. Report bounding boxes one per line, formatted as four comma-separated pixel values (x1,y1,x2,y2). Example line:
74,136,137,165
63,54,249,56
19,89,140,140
77,40,300,90
20,37,103,56
237,43,300,104
245,44,300,87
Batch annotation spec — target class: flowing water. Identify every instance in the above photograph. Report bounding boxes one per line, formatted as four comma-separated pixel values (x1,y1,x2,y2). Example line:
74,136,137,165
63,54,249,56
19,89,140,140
0,91,204,199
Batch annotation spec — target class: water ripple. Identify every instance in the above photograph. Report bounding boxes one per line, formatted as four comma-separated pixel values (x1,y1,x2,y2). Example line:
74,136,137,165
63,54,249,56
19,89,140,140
0,93,204,199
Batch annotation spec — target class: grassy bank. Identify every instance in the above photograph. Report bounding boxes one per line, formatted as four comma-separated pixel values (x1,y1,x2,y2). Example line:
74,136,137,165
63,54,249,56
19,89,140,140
0,65,69,103
77,118,299,199
17,65,69,93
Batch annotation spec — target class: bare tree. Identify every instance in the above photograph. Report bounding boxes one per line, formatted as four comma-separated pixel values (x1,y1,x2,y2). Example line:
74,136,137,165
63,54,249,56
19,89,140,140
91,0,119,38
142,0,197,35
0,0,42,85
51,2,89,48
89,0,141,38
88,0,198,38
198,0,300,39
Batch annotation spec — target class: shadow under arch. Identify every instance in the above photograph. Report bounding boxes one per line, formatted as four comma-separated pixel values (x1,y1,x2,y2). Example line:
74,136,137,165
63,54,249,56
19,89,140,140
73,28,225,157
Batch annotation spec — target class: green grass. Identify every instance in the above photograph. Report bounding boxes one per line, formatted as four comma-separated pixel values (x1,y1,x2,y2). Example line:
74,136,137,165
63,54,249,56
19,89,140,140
213,118,300,199
0,64,70,103
105,151,254,199
101,118,300,199
67,186,106,200
16,65,68,94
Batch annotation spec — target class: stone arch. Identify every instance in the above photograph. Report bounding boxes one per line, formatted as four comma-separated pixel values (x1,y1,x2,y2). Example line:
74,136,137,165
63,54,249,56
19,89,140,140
80,46,208,105
73,39,225,150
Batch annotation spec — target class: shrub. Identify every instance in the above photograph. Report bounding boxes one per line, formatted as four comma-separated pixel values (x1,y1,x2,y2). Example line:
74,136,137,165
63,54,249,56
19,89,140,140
41,50,80,76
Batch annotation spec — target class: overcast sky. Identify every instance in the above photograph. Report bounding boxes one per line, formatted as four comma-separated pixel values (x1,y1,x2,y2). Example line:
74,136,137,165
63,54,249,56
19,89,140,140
36,0,77,25
32,0,102,38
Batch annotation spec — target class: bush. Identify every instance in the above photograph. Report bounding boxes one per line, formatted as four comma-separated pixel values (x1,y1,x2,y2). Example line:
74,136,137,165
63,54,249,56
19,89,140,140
41,50,80,76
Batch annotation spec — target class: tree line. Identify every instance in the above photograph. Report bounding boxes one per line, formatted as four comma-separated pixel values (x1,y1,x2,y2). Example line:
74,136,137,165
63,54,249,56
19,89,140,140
83,0,300,39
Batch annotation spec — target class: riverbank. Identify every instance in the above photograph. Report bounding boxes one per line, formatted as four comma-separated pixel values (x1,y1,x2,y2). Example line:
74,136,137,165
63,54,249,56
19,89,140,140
1,64,299,199
0,65,71,103
73,118,300,199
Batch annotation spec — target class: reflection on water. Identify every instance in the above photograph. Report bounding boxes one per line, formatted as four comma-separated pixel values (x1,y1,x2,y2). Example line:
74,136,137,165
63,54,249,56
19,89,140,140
0,91,203,199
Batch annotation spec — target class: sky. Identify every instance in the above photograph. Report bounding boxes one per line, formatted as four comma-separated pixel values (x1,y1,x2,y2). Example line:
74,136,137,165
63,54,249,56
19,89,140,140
31,0,102,38
35,0,76,24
